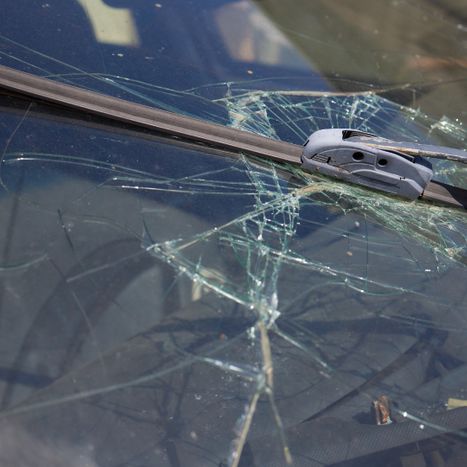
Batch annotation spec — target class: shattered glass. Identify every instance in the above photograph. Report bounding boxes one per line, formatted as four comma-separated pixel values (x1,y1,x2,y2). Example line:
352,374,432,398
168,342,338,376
0,1,467,467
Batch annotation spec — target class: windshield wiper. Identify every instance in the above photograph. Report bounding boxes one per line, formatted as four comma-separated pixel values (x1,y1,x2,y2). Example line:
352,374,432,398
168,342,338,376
0,64,465,209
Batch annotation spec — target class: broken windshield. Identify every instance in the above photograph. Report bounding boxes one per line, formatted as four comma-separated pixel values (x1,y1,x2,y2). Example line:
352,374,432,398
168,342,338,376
0,1,466,467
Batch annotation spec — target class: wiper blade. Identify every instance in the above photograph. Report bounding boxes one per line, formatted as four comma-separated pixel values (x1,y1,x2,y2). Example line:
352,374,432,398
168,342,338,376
0,64,302,164
0,64,465,209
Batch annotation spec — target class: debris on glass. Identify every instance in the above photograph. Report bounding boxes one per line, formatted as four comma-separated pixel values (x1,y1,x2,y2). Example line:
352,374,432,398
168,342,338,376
448,398,467,410
373,395,393,425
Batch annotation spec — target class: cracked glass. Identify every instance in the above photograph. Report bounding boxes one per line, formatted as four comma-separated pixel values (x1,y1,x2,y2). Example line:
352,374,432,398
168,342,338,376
0,1,466,467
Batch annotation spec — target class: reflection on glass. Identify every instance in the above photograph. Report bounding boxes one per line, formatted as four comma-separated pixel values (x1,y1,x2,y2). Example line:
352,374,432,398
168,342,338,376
215,0,309,69
76,0,140,47
254,0,467,126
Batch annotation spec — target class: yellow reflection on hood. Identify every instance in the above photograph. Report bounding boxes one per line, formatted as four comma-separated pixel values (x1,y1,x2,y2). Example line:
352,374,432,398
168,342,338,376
76,0,140,47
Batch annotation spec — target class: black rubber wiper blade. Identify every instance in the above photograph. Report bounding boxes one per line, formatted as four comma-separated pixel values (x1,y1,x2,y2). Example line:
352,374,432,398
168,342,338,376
0,64,465,209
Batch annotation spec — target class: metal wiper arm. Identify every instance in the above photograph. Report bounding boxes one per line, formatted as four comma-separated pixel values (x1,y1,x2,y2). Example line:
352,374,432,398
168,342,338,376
360,138,467,164
0,64,465,209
